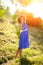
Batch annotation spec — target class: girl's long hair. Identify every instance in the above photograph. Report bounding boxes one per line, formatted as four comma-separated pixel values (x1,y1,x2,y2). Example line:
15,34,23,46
18,14,26,24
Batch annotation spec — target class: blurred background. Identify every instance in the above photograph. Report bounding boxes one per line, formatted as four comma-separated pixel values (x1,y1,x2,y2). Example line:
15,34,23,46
0,0,43,65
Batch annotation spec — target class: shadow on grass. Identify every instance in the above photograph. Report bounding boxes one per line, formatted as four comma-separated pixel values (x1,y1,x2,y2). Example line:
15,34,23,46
19,57,32,65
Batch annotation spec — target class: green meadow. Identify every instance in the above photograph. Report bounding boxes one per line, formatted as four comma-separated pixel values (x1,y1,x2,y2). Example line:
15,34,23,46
0,17,43,65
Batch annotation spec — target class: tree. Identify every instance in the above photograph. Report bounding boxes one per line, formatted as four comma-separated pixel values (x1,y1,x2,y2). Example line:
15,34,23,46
0,0,5,17
0,2,5,17
12,10,19,22
5,6,10,17
0,9,5,17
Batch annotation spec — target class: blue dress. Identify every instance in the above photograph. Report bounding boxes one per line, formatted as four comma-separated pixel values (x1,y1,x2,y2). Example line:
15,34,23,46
18,23,29,49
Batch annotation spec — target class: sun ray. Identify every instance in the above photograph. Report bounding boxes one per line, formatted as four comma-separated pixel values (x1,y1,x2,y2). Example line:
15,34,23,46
24,0,43,19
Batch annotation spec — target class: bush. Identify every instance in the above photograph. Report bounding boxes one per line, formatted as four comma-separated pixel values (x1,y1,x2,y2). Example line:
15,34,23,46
19,57,32,65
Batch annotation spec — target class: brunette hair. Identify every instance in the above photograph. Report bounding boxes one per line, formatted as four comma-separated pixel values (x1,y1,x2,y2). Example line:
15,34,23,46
18,15,26,24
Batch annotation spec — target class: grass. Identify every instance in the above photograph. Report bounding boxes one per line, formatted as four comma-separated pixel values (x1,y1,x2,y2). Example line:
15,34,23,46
0,17,43,65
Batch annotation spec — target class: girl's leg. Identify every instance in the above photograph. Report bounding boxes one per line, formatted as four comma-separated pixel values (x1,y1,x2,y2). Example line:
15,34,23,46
15,49,19,58
15,49,22,58
19,49,22,57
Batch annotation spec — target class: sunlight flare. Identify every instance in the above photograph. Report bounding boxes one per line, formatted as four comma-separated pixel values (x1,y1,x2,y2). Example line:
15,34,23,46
24,0,43,19
1,0,43,19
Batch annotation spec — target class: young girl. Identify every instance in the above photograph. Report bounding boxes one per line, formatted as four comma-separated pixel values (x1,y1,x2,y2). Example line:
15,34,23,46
15,15,29,58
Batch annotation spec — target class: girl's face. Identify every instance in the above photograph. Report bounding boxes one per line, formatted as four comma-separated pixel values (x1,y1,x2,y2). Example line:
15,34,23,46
18,15,26,25
20,16,25,24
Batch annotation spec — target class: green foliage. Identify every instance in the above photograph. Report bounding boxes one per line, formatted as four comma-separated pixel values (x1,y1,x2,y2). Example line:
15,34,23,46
0,0,11,17
0,10,5,17
0,18,43,65
0,0,5,17
19,57,32,65
5,6,11,17
12,10,19,22
0,5,4,10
